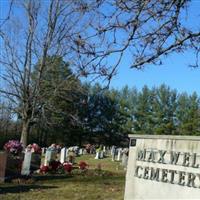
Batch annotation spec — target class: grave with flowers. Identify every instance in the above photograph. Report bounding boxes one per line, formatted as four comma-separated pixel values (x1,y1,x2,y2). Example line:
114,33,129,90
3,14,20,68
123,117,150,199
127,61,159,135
0,140,24,182
21,143,42,175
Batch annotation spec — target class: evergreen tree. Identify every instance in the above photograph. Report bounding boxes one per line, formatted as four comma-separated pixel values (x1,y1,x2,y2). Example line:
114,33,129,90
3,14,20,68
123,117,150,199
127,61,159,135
153,85,177,135
177,92,200,135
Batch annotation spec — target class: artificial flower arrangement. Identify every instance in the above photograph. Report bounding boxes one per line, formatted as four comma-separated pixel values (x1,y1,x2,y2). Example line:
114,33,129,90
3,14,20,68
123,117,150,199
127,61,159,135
39,165,49,174
78,161,88,170
26,143,41,154
4,140,23,155
63,162,73,173
39,161,73,174
3,140,24,175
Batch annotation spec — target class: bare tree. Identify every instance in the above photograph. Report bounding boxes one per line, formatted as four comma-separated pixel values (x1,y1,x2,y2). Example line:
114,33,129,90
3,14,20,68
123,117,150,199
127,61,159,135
0,0,96,146
73,0,200,83
0,0,200,146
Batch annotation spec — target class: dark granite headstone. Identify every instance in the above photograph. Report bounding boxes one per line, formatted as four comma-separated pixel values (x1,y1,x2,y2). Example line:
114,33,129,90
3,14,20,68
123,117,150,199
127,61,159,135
0,152,7,183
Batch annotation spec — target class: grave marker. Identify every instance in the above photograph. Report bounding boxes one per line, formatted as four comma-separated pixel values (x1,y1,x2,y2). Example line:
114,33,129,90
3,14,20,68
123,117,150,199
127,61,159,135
21,152,32,175
60,148,68,163
0,152,7,183
124,135,200,200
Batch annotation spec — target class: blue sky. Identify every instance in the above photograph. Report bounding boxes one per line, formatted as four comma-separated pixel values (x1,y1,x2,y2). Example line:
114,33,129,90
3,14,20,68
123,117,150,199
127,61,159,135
110,1,200,94
0,0,200,95
110,51,200,94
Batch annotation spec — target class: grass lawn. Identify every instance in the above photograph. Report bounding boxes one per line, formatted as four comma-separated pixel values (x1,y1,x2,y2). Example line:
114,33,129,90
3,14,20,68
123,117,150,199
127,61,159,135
0,155,126,200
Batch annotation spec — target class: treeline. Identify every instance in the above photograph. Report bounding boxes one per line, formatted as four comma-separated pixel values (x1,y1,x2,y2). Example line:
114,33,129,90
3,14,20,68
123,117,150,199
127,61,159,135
1,57,200,148
1,83,200,149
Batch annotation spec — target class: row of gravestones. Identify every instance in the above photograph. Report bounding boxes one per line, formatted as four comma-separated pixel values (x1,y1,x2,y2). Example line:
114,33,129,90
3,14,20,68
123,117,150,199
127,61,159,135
94,146,113,159
22,147,79,175
94,146,129,169
111,147,129,169
0,147,82,182
0,146,129,183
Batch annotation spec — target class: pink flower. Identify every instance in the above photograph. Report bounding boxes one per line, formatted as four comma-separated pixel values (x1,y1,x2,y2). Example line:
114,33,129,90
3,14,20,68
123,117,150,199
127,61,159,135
4,140,23,155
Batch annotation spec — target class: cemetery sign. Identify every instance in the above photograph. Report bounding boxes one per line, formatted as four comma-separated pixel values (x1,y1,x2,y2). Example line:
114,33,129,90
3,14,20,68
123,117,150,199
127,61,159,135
124,135,200,199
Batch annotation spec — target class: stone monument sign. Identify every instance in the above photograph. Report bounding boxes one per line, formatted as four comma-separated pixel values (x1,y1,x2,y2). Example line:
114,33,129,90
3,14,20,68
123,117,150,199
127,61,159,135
124,135,200,199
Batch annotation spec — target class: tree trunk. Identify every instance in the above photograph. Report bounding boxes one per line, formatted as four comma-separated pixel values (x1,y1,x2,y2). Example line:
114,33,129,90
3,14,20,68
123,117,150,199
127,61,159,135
20,120,30,147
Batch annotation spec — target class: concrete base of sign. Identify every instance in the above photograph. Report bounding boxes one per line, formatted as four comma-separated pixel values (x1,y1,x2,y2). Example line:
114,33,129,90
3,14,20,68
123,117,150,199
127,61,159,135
124,135,200,200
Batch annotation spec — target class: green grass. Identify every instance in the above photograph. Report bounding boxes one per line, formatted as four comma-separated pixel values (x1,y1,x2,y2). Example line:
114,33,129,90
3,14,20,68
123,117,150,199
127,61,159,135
0,155,126,200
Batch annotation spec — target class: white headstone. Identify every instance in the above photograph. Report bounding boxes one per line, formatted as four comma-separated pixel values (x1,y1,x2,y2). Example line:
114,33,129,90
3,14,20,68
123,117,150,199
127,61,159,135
42,148,46,154
121,149,129,169
21,152,32,175
60,148,67,163
44,150,56,166
117,148,122,161
95,152,100,159
79,148,83,155
99,151,104,159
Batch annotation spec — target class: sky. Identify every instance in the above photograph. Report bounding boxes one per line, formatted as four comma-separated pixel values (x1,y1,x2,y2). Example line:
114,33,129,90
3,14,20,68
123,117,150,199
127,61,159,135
110,51,200,95
0,0,200,95
109,0,200,95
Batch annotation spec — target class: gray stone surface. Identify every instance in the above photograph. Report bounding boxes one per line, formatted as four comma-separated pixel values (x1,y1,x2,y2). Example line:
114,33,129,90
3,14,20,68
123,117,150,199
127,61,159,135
124,135,200,200
44,150,56,166
21,152,32,175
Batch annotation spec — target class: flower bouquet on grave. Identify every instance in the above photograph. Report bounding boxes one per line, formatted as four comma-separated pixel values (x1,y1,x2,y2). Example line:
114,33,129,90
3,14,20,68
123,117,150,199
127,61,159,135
4,140,23,156
49,160,61,172
63,162,73,173
31,143,42,154
3,140,24,177
25,143,42,172
78,161,88,171
26,143,41,154
40,165,49,174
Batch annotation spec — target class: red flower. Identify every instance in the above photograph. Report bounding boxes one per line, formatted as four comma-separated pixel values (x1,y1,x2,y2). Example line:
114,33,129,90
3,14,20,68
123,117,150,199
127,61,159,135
79,161,88,170
49,160,61,171
63,162,73,173
40,165,49,174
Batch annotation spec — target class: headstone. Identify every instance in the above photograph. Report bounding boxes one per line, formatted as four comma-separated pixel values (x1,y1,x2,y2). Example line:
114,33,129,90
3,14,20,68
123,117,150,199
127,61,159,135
124,134,200,200
0,152,7,183
31,153,41,171
78,148,83,155
100,151,104,159
60,148,68,163
7,153,24,178
117,148,122,161
42,148,46,154
21,152,41,175
44,150,56,166
83,149,87,155
21,152,32,175
111,146,117,161
121,149,129,169
95,152,100,159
